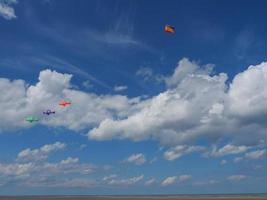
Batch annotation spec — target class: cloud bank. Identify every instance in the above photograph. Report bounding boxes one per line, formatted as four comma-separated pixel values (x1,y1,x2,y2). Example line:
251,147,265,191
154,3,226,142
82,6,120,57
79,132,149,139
1,58,267,151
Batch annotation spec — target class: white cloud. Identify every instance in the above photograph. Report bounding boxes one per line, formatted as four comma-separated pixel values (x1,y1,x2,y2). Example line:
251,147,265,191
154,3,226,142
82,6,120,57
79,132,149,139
234,157,243,163
165,58,214,87
0,143,95,187
234,149,266,162
209,144,250,157
145,178,156,186
124,153,146,165
164,145,205,161
244,149,266,160
136,67,153,81
0,69,136,132
114,85,128,92
43,157,93,175
16,142,66,162
82,80,93,89
0,0,17,20
89,59,267,147
227,175,247,181
3,58,267,188
102,174,117,181
2,58,267,151
0,158,95,187
178,175,192,182
228,62,267,119
24,177,96,188
60,157,79,165
89,59,229,144
103,174,144,186
220,159,227,165
161,176,177,186
0,162,34,177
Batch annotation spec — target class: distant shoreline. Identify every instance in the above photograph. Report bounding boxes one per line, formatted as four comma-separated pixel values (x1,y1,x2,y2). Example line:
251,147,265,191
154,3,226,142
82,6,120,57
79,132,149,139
0,194,267,200
1,193,267,196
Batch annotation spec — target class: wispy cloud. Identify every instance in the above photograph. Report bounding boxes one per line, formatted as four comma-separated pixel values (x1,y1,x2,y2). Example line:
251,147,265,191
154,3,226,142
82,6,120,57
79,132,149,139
161,176,177,186
234,149,266,162
39,55,112,90
114,85,128,92
123,153,146,165
209,144,250,157
102,174,144,187
0,54,111,90
0,0,17,20
0,143,96,188
227,175,247,182
145,178,156,186
164,145,205,161
16,142,66,162
136,67,164,82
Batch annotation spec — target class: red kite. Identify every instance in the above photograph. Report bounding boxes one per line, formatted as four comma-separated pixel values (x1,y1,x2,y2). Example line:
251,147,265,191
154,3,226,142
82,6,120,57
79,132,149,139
164,25,175,33
59,100,71,107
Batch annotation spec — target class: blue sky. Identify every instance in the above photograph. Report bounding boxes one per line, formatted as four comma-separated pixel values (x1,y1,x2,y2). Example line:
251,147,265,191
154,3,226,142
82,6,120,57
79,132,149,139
0,0,267,195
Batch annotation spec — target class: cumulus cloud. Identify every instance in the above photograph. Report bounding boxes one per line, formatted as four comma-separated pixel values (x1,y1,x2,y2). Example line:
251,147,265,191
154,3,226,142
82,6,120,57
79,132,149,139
124,153,146,165
88,58,229,144
102,174,117,182
60,157,79,165
0,155,95,187
228,62,267,120
3,58,267,188
234,149,266,162
102,174,144,186
209,144,250,157
164,145,205,161
0,69,137,132
161,176,177,186
0,162,34,177
244,149,266,160
178,175,192,182
17,142,66,162
227,175,247,181
0,143,95,187
89,58,267,147
24,177,96,188
0,0,17,20
136,67,154,81
2,58,267,152
165,58,214,87
114,85,128,92
145,178,156,186
160,175,192,186
136,67,164,82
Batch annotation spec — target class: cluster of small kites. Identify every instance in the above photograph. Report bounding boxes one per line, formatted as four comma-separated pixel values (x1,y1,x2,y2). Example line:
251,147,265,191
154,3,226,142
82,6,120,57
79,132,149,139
25,25,174,123
25,100,71,123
